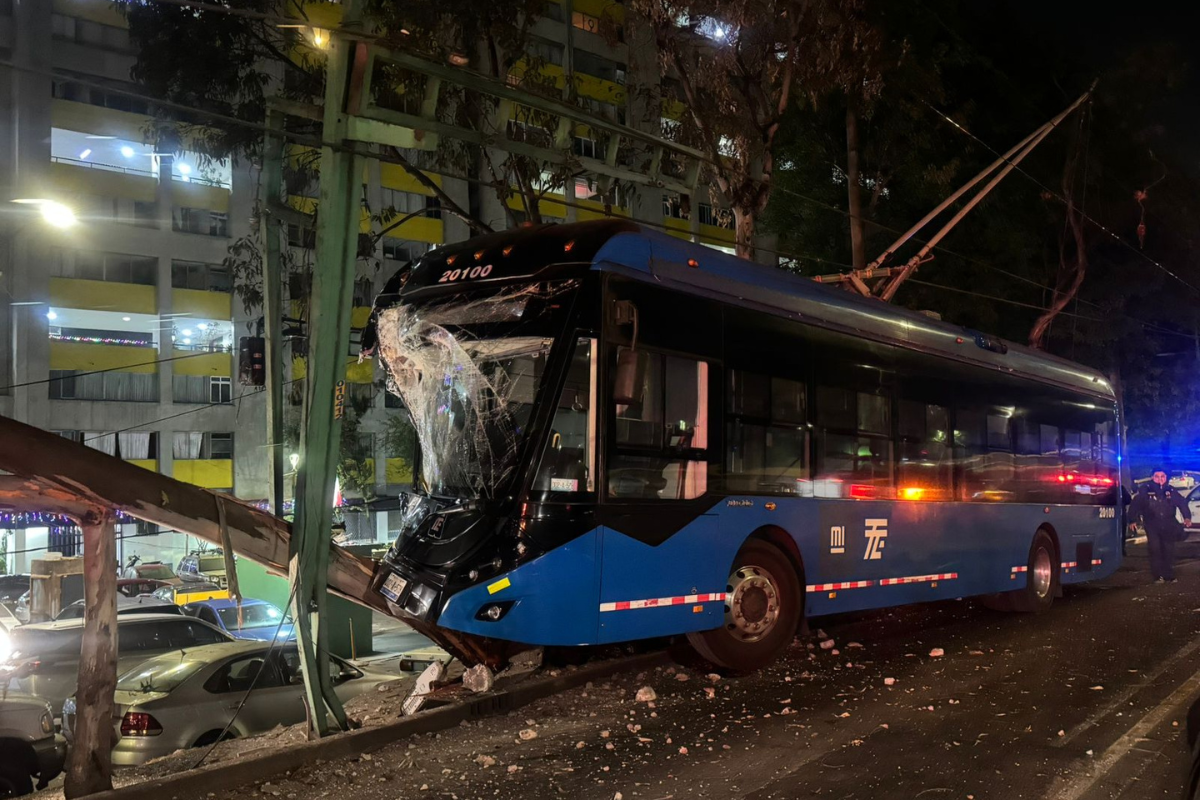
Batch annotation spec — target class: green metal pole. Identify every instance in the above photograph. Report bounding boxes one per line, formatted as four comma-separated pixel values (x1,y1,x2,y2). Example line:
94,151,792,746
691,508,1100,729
290,0,363,737
263,109,286,518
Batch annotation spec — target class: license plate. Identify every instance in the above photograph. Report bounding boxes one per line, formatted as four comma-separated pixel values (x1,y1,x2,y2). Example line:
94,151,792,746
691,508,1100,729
381,573,408,601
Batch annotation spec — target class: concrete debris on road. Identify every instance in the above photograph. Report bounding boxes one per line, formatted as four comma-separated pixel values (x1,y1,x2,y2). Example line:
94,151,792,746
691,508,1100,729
820,639,836,650
929,648,945,657
473,754,496,768
518,728,538,741
635,686,657,702
462,664,495,694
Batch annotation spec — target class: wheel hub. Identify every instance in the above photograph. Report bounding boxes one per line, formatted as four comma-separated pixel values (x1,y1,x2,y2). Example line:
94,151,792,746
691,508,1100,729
1031,547,1053,599
725,565,781,643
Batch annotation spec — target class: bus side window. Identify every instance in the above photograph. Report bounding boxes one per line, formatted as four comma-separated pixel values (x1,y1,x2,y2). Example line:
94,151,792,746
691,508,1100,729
609,350,709,500
896,400,951,500
815,386,892,498
725,371,809,495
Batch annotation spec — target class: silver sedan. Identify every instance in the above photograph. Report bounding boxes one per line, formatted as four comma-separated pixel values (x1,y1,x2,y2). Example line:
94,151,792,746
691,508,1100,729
63,641,398,766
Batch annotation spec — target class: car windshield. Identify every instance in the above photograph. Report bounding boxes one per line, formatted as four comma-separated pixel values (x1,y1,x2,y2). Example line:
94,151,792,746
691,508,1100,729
217,603,286,630
139,564,176,580
116,653,208,694
198,556,226,572
373,282,577,499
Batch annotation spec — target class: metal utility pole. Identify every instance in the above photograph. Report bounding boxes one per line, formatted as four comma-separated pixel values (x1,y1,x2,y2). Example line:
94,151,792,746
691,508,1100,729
263,108,286,519
816,87,1094,300
289,0,366,736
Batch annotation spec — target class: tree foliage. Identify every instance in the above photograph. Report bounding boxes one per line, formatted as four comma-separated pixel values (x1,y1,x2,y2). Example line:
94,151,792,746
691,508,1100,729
631,0,882,259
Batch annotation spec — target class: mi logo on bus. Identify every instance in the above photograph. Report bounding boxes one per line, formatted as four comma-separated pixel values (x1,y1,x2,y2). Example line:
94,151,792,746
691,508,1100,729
829,526,846,554
864,518,889,560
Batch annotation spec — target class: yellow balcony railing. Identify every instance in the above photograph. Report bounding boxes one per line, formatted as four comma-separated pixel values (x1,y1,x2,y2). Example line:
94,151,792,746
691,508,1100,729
173,459,233,489
50,160,157,204
173,350,232,378
385,458,413,484
49,340,157,373
172,288,232,321
380,215,443,244
126,459,157,472
50,277,156,315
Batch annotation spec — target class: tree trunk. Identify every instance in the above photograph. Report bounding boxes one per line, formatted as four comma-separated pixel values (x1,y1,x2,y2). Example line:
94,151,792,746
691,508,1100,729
733,207,756,261
65,515,117,799
846,104,866,270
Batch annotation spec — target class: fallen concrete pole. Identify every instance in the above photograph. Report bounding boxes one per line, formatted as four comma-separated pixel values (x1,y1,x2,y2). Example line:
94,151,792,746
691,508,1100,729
0,415,502,665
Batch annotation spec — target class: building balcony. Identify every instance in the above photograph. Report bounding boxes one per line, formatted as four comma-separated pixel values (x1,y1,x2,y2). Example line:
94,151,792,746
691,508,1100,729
172,288,232,321
172,349,232,378
173,459,233,489
49,277,156,315
49,339,157,373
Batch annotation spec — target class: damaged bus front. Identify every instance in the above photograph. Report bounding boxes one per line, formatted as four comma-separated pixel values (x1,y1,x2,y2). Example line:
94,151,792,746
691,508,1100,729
363,223,624,663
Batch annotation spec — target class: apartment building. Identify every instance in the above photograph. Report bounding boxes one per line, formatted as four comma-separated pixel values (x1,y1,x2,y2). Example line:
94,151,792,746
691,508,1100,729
0,0,747,571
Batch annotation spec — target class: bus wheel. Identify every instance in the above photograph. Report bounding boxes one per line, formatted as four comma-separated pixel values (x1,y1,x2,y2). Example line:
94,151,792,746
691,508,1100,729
686,539,801,673
1011,530,1058,613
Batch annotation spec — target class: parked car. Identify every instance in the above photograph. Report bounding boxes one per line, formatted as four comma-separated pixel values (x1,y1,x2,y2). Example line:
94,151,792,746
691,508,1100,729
0,693,66,797
54,594,183,621
117,578,170,598
0,574,30,610
151,581,226,605
62,641,394,765
5,613,236,715
176,551,231,588
182,599,295,642
122,561,181,586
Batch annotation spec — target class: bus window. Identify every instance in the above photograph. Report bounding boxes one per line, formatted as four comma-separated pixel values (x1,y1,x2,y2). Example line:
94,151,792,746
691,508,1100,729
725,371,809,495
815,385,892,497
609,350,709,500
897,401,951,499
532,339,597,495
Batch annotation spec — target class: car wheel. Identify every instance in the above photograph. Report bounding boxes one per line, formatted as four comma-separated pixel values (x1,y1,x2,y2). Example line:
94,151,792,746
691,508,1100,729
686,539,801,673
0,749,33,799
193,729,235,748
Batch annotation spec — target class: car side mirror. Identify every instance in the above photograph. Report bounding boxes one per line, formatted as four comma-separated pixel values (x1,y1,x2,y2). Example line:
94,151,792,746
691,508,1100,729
613,349,641,406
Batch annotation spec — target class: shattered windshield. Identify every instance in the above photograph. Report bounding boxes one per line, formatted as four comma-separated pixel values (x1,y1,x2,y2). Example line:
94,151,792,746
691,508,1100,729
374,283,577,499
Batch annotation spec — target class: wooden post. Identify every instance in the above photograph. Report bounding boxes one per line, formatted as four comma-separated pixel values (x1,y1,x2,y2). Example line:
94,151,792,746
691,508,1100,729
64,513,117,799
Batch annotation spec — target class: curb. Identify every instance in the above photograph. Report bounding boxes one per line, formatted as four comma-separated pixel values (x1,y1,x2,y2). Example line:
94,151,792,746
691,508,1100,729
92,650,668,800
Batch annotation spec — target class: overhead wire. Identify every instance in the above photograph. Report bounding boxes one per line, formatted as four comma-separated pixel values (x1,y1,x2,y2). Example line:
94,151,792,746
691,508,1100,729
8,0,1192,343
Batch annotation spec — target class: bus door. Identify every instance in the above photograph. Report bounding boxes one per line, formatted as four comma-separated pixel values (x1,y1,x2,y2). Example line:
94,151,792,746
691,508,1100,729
597,347,728,643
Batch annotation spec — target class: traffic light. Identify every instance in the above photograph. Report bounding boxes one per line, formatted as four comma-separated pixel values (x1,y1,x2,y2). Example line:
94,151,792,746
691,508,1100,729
238,336,265,386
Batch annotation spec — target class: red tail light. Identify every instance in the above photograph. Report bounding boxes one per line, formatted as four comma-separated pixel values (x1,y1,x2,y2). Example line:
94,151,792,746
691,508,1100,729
120,712,163,737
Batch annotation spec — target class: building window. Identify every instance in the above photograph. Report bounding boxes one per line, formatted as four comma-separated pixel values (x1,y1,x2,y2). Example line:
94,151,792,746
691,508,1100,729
526,38,564,66
287,223,316,249
51,14,131,53
574,51,626,85
352,277,373,307
209,377,232,404
175,208,226,237
424,196,441,220
69,251,157,286
209,433,234,460
574,137,604,161
382,239,412,262
572,10,602,34
698,203,734,229
52,78,150,115
133,201,157,227
542,1,564,21
49,370,158,402
171,261,231,292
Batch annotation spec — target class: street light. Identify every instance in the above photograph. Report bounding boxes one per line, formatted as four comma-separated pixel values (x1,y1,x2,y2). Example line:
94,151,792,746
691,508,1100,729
11,198,77,229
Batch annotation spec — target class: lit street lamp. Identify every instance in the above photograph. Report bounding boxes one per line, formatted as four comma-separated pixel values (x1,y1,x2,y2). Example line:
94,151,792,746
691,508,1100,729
11,198,78,229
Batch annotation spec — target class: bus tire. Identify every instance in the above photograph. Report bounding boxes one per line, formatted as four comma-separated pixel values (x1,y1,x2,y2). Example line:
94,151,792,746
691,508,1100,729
686,539,801,673
1011,530,1058,613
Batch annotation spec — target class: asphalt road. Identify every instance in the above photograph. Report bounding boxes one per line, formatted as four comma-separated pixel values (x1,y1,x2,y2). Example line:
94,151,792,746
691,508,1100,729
186,540,1200,800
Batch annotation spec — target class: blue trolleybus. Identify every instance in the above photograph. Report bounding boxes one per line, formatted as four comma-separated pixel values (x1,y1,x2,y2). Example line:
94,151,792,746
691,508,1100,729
364,219,1121,671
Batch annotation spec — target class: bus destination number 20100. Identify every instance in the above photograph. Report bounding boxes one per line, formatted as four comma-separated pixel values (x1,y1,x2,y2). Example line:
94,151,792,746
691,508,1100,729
438,264,494,283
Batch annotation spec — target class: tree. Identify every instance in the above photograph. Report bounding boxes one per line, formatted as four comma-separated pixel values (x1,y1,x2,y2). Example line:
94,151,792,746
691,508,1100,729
630,0,881,259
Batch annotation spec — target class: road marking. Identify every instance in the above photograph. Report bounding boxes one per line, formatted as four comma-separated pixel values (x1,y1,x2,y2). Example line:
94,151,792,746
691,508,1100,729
1048,662,1200,800
1055,632,1200,747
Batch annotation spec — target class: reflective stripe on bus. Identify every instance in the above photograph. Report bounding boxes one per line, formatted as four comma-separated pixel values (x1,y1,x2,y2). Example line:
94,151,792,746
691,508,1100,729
599,592,727,612
878,573,958,586
806,580,875,592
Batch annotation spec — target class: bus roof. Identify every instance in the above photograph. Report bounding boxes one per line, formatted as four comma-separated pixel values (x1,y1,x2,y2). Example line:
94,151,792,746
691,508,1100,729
405,219,1115,401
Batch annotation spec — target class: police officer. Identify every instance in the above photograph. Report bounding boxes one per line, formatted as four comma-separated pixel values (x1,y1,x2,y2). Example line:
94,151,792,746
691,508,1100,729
1129,469,1192,583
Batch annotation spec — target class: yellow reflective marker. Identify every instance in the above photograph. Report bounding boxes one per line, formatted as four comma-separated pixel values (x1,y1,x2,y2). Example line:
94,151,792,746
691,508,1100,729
487,577,511,595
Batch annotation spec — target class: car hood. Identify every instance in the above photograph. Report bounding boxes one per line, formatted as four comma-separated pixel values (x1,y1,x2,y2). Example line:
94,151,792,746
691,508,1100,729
231,625,296,642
